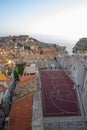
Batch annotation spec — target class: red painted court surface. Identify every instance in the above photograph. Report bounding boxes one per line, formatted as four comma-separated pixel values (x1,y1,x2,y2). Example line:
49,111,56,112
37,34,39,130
40,70,81,117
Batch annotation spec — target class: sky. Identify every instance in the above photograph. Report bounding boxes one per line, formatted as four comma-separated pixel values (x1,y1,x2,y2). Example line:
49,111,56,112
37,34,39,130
0,0,87,53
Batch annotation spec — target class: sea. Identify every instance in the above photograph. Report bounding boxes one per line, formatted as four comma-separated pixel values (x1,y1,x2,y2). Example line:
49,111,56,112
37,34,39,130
31,34,76,55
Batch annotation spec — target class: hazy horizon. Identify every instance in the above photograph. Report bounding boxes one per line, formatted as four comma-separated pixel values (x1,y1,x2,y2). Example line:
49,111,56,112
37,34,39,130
0,0,87,54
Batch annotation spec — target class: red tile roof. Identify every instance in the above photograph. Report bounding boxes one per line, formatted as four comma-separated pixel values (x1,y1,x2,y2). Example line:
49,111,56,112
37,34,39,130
43,49,57,55
0,73,10,84
14,75,37,100
0,84,7,92
17,75,35,87
6,96,33,130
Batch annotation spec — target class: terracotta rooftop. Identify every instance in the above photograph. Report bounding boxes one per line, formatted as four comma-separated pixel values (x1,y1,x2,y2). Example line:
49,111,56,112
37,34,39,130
14,75,37,100
43,49,57,55
6,96,33,130
0,59,8,63
17,75,36,87
0,73,10,84
0,84,7,92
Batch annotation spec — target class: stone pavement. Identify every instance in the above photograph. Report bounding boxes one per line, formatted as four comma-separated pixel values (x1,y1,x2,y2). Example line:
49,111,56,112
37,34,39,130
32,91,43,130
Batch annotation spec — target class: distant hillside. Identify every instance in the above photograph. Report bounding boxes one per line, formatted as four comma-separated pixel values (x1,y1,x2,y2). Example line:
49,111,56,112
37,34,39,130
27,37,55,47
0,35,68,54
25,36,68,54
73,38,87,53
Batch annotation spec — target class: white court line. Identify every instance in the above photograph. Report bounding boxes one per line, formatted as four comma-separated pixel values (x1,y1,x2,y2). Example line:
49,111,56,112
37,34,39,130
49,90,66,113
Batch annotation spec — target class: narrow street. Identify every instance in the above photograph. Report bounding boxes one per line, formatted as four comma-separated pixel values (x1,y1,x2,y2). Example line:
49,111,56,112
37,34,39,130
0,73,16,130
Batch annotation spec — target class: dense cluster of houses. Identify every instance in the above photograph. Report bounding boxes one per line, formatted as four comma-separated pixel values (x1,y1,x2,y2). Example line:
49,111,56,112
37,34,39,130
0,35,87,130
0,35,63,130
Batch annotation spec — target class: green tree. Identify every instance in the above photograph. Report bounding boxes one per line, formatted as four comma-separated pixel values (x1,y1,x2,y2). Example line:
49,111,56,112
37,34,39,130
13,63,25,81
14,68,19,81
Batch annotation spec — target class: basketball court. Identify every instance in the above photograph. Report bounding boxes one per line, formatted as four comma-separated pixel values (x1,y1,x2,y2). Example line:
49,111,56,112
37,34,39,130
40,70,81,117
